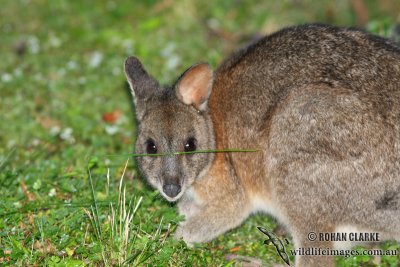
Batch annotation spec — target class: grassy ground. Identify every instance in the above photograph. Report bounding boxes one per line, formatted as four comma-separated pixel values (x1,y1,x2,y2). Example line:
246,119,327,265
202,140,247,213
1,0,400,266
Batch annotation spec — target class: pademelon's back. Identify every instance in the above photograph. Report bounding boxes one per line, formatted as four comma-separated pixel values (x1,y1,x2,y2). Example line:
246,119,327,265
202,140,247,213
210,24,400,142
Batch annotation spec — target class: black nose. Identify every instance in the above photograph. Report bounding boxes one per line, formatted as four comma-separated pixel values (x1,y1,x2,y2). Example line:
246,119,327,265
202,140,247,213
163,183,181,198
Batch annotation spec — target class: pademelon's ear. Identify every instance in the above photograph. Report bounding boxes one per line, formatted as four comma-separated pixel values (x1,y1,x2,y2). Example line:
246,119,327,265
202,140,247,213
124,56,159,106
175,63,214,111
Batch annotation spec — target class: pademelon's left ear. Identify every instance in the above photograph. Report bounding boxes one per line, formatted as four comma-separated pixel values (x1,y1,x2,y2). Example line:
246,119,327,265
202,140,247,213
175,63,214,111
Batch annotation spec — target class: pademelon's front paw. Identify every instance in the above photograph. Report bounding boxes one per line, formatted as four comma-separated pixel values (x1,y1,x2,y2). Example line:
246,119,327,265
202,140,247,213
174,225,193,246
174,218,215,245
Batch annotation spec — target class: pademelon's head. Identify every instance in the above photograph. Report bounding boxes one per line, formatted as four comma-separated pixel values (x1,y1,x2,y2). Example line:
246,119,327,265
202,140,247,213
124,56,215,202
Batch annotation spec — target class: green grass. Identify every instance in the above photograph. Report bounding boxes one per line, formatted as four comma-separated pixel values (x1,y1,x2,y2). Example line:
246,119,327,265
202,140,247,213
1,0,399,266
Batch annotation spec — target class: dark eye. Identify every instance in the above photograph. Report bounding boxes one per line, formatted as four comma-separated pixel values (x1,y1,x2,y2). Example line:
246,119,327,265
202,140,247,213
184,137,197,152
146,139,157,154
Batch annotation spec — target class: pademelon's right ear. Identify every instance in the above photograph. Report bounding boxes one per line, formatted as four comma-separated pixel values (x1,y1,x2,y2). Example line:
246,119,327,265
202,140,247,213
175,63,214,111
124,56,159,107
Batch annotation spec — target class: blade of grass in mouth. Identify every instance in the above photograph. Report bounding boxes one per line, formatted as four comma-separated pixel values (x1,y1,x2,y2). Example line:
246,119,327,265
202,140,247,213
97,148,260,157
